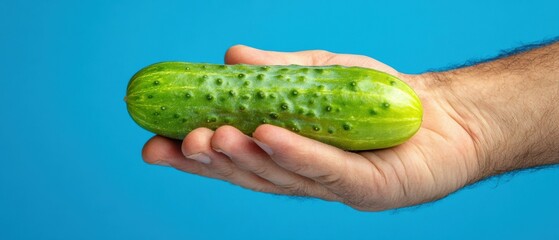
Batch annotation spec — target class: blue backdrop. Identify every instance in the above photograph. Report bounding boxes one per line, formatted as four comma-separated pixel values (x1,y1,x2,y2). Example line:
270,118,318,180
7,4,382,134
1,0,558,239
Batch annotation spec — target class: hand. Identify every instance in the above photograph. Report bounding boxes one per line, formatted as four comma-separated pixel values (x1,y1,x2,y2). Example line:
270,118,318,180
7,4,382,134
141,43,559,211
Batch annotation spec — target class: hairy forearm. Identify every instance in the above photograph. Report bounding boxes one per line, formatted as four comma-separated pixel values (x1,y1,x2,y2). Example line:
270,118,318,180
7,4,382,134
430,41,559,177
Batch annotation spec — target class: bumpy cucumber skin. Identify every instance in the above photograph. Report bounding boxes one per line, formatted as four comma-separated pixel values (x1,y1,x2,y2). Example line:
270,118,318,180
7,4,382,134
125,62,423,150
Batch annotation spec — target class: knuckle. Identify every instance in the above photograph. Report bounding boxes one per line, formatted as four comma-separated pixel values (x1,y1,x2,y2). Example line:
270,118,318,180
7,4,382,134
249,165,269,176
309,50,334,65
310,49,332,56
211,164,236,178
336,187,388,212
227,155,270,177
179,161,205,176
314,173,344,187
216,169,235,178
177,160,202,175
342,195,372,211
278,161,310,176
278,182,308,196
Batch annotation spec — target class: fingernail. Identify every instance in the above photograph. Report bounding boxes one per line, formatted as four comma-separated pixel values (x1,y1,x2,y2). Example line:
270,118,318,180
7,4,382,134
154,161,171,167
253,139,273,155
187,153,212,164
213,148,232,159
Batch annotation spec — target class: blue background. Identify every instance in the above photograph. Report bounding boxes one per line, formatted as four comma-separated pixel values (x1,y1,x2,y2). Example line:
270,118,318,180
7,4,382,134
1,0,558,239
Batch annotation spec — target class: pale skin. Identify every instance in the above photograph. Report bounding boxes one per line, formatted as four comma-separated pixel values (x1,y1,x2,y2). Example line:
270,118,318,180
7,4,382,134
142,42,559,211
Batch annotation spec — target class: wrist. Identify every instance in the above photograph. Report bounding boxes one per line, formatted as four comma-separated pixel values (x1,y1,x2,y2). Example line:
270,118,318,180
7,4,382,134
426,46,559,178
398,71,491,185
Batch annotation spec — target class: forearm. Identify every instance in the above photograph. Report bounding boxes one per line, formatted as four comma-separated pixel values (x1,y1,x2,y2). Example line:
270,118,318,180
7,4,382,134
430,41,559,177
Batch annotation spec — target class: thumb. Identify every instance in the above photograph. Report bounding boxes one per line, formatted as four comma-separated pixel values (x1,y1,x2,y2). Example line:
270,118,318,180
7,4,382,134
224,45,332,66
223,45,399,76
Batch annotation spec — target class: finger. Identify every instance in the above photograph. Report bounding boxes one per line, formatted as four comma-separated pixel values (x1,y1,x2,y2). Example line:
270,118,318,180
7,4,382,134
252,124,379,201
142,135,213,177
210,126,340,200
182,128,287,194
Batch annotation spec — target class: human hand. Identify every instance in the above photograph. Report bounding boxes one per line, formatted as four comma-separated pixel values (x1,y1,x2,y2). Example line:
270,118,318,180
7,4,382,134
141,43,559,211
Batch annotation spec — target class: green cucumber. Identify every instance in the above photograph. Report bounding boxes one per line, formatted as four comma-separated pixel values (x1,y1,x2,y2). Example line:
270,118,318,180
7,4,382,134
125,62,422,150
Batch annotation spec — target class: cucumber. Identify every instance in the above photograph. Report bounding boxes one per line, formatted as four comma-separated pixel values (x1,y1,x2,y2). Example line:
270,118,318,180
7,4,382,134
125,62,422,150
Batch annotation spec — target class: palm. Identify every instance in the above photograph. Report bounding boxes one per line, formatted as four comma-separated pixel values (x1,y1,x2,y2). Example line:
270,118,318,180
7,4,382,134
356,91,478,208
284,52,480,209
142,45,481,211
